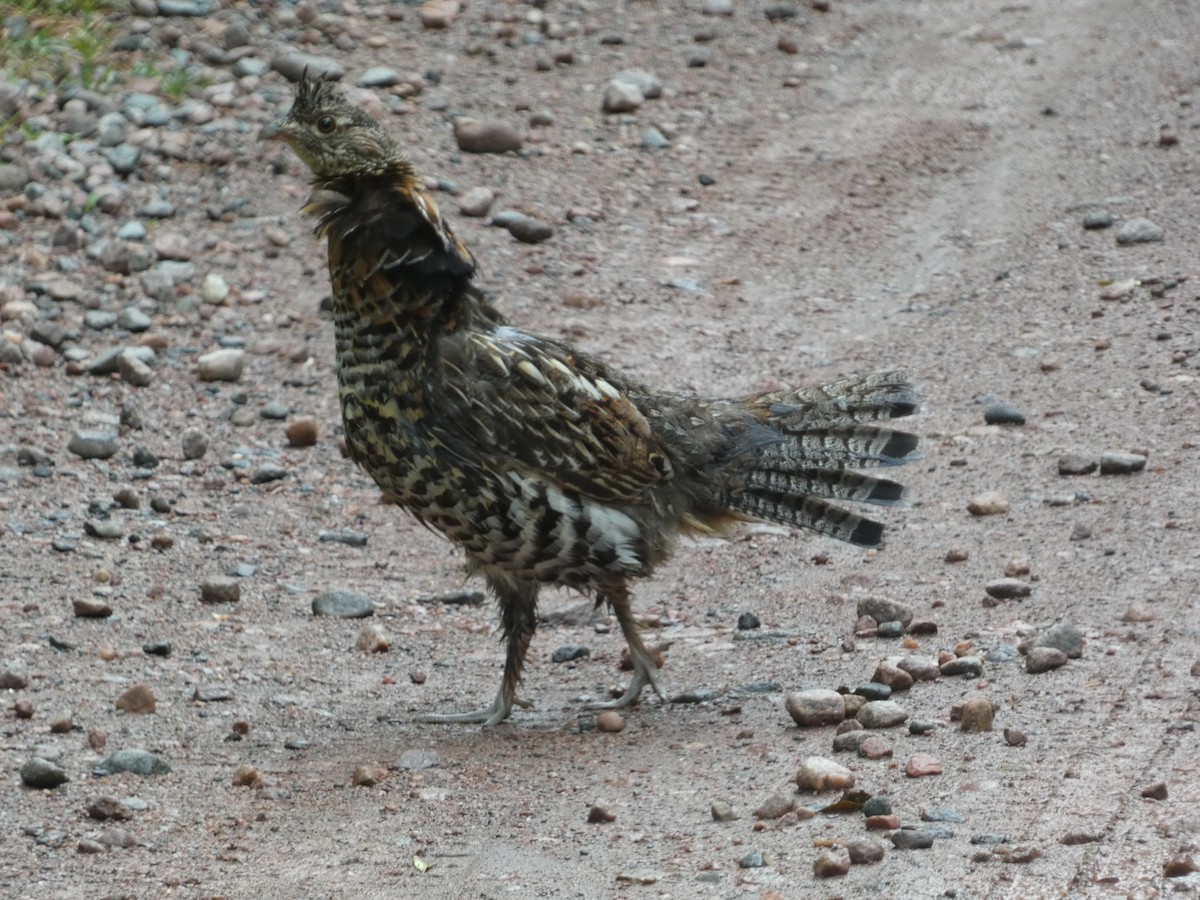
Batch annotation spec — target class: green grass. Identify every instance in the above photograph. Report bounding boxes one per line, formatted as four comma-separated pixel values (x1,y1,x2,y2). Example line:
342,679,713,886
0,1,119,89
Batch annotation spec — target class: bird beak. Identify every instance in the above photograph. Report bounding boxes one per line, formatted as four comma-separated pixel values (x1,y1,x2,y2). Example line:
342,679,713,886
257,119,285,142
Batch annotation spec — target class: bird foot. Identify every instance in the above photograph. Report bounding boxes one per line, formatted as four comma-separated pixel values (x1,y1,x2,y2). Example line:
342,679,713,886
591,654,667,711
416,687,528,727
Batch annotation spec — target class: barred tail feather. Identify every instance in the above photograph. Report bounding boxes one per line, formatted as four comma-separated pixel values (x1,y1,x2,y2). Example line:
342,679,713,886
745,467,906,506
738,491,888,548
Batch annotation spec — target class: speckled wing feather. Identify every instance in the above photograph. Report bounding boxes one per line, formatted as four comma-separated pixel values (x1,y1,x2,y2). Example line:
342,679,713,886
431,328,674,504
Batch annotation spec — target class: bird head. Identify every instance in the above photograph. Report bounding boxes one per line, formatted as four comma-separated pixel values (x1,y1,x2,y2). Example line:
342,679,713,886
257,72,407,179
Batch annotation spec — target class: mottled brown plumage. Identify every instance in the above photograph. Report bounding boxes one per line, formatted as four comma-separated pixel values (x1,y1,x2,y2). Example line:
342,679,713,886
260,75,921,725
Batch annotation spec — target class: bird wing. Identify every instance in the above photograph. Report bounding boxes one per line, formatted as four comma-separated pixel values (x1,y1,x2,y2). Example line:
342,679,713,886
431,327,674,504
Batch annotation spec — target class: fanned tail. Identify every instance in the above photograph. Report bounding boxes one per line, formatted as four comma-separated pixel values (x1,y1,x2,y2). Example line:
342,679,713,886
732,372,921,547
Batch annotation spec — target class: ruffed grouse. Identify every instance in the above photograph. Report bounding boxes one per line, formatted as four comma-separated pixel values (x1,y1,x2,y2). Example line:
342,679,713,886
259,75,920,726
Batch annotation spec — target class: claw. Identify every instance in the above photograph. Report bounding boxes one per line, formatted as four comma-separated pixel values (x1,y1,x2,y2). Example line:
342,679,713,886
591,646,666,711
417,685,517,727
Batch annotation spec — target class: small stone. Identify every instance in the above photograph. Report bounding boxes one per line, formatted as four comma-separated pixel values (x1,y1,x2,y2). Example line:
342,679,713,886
181,429,208,460
1069,522,1092,541
49,711,72,733
458,186,495,218
1004,726,1028,747
1025,646,1068,673
200,577,240,604
0,668,28,690
232,764,262,787
765,2,798,20
73,597,113,618
88,729,106,752
785,688,845,726
862,796,893,817
602,80,643,113
418,0,460,29
587,805,616,823
595,711,625,733
1034,622,1084,658
143,641,172,657
1141,781,1168,801
21,758,69,789
813,848,850,878
94,749,170,777
86,797,132,821
1082,210,1113,230
286,416,319,447
944,546,969,563
847,839,886,865
1115,217,1164,244
831,729,871,753
270,50,344,83
983,403,1025,425
356,624,389,653
1121,603,1156,623
552,645,590,663
14,699,33,718
856,597,913,628
905,753,942,778
959,698,994,732
351,764,384,787
1164,854,1199,878
736,612,761,630
641,127,670,150
985,578,1031,600
967,492,1010,516
115,684,156,714
250,464,288,484
754,793,795,820
940,656,984,678
737,851,767,869
892,829,935,850
877,620,904,638
505,215,554,244
866,814,901,830
200,273,230,305
897,656,940,682
711,801,738,822
453,118,522,154
1060,831,1102,845
357,67,400,88
796,756,855,792
312,591,375,618
858,736,893,759
117,350,154,387
68,429,118,460
857,700,908,729
196,348,244,382
1099,452,1147,475
872,662,914,692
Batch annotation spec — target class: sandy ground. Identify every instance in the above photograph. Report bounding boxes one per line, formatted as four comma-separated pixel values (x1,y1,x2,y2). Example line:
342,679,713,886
3,0,1200,897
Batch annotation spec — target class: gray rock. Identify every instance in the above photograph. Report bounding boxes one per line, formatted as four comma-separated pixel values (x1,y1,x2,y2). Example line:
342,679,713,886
312,591,375,618
1025,646,1068,673
250,463,288,484
0,164,30,192
84,310,118,331
181,429,208,460
856,700,908,729
68,429,118,460
985,578,1031,600
813,848,850,878
551,645,590,663
613,69,663,99
940,656,984,678
505,215,554,244
458,186,495,218
891,829,935,850
196,348,244,382
897,656,940,682
862,796,893,817
200,577,240,604
1099,452,1146,475
847,838,885,864
96,112,128,147
785,688,845,727
1116,217,1164,244
223,21,250,49
983,403,1025,425
271,51,344,82
602,80,643,113
117,220,147,241
856,596,913,628
453,118,522,154
357,67,400,87
233,57,268,78
923,806,965,823
711,801,737,822
118,351,154,387
1058,453,1098,475
156,0,214,16
117,306,152,332
641,127,670,149
140,268,176,302
94,749,170,777
1033,622,1084,658
101,145,141,175
853,683,892,701
21,757,70,789
1082,209,1113,230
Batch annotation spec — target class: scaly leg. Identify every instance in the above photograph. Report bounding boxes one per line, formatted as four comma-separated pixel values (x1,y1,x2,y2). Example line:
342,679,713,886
418,573,538,727
592,580,666,710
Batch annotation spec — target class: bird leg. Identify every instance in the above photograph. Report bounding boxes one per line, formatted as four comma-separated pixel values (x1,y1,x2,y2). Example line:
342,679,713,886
418,574,538,727
592,581,666,710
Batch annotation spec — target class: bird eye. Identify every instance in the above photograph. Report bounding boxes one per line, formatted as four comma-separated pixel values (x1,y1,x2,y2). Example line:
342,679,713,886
317,115,336,134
